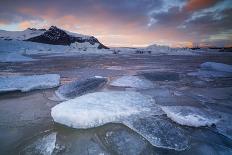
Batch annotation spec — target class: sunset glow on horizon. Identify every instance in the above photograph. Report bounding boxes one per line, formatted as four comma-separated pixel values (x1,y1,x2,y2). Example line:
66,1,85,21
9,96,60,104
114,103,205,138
0,0,231,47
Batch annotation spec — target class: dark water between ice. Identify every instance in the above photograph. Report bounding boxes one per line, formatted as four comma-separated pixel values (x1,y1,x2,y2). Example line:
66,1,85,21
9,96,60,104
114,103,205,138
0,53,232,154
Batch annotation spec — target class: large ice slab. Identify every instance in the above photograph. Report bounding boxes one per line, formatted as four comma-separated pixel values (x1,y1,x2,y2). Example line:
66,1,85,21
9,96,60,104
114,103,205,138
201,62,232,73
51,91,154,129
51,91,190,150
161,106,219,127
0,74,60,93
188,62,232,78
55,77,107,100
110,76,154,89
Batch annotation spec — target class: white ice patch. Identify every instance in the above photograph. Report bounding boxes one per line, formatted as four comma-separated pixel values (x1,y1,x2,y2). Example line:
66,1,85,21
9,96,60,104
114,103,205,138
110,76,154,89
201,62,232,73
51,91,154,129
0,74,60,93
161,106,219,127
21,132,57,155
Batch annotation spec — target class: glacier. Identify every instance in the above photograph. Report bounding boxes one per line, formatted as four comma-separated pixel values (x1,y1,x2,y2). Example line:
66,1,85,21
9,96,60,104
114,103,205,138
0,74,60,93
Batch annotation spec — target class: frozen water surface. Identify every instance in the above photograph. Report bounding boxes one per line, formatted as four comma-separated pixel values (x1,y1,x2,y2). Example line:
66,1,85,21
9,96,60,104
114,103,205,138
1,51,232,154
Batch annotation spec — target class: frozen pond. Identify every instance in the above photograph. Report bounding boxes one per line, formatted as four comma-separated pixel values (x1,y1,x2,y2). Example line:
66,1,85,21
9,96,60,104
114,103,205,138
0,52,232,154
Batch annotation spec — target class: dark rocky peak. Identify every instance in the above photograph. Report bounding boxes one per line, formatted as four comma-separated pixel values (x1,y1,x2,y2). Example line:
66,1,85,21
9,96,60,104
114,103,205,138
26,26,109,49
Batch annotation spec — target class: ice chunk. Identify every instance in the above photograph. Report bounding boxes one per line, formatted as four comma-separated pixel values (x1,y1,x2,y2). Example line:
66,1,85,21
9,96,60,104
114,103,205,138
51,91,154,129
110,76,154,89
201,62,232,73
20,132,57,155
188,62,232,78
161,106,219,127
124,115,189,151
188,70,232,78
55,77,107,100
0,74,60,93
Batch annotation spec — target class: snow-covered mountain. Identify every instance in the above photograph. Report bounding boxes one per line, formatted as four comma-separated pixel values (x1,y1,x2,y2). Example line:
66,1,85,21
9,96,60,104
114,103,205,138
0,28,46,40
0,26,108,49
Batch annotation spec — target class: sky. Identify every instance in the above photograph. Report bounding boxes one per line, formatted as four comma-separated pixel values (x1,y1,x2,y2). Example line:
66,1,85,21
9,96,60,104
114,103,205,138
0,0,232,47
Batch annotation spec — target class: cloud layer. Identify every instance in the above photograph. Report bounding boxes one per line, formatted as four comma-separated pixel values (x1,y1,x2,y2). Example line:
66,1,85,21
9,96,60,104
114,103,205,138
0,0,231,47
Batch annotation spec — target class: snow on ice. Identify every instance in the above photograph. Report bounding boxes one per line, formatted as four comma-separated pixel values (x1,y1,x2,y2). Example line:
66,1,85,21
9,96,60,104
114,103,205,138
0,74,60,93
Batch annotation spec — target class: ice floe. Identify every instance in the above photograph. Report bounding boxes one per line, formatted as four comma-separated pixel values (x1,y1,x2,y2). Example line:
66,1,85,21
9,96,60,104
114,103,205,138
55,77,107,100
0,74,60,93
188,62,232,78
161,106,220,127
51,91,154,129
20,132,57,155
201,62,232,73
110,75,154,89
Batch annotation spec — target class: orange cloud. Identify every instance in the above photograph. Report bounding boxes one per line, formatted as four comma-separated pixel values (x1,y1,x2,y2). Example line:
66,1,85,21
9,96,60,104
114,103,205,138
184,0,219,12
19,21,32,29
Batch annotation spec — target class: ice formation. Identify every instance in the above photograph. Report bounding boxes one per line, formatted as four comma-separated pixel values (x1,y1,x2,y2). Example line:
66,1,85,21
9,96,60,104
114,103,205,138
161,106,219,127
0,74,60,93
